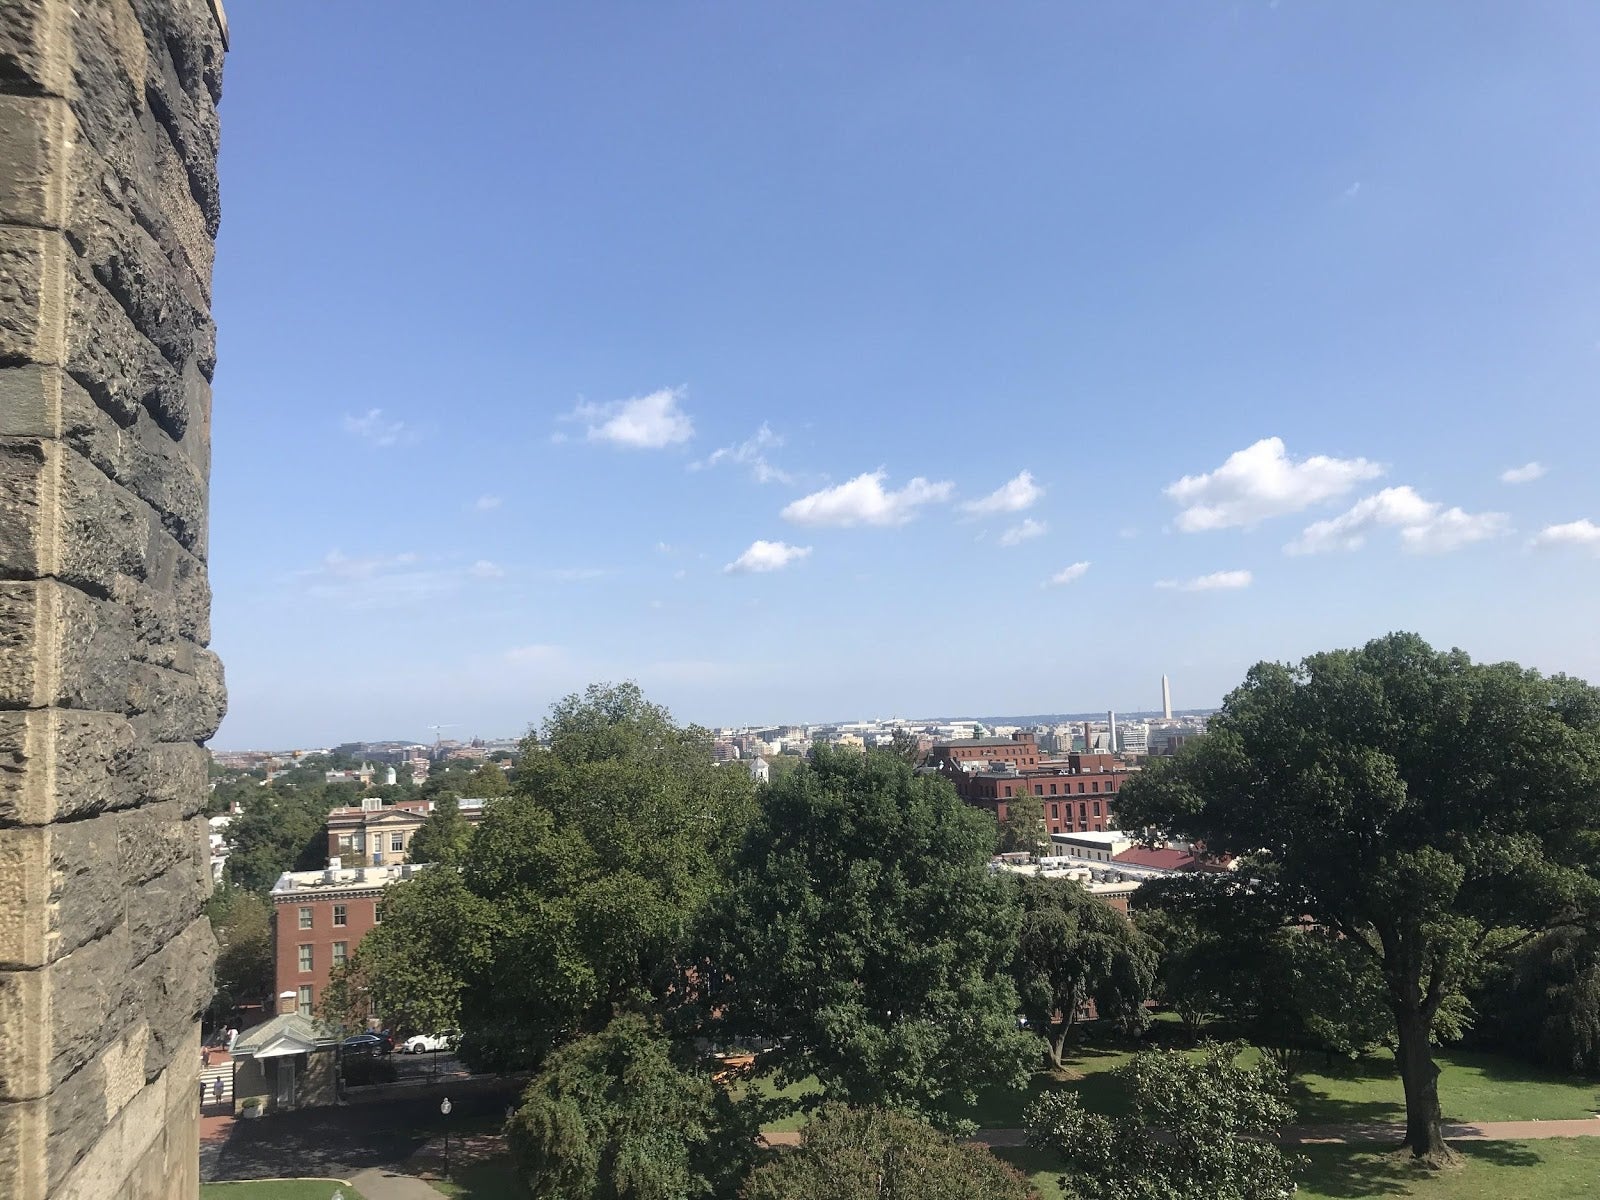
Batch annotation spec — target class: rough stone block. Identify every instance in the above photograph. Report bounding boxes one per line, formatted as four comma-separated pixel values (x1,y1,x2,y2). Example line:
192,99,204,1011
127,739,207,815
132,917,212,1079
0,710,138,827
0,0,72,97
0,225,67,367
128,662,218,743
0,439,48,580
0,580,135,713
116,800,192,886
65,251,183,434
0,93,70,229
0,818,124,969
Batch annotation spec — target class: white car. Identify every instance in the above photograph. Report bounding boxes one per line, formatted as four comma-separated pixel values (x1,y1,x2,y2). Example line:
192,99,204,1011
402,1030,457,1054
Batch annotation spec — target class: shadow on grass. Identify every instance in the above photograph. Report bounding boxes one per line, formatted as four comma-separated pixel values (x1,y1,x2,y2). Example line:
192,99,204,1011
1298,1140,1546,1199
433,1155,529,1200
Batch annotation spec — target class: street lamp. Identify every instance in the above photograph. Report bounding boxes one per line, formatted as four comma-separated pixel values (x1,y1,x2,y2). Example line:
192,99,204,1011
440,1096,453,1179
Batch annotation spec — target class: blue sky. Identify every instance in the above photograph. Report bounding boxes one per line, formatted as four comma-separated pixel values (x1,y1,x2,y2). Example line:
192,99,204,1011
209,2,1600,747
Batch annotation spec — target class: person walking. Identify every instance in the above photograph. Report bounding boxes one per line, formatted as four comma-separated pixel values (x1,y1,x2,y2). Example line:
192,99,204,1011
213,1076,224,1105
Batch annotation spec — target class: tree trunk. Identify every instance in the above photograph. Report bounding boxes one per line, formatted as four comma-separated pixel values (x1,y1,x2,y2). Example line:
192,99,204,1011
1394,1006,1452,1162
1048,1026,1068,1070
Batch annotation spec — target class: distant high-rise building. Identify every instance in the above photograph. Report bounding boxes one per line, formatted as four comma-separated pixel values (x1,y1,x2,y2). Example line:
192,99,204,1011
1162,675,1172,721
1107,709,1117,754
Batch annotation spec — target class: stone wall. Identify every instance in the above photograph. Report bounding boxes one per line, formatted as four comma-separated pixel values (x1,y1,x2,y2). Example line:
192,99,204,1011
0,2,228,1197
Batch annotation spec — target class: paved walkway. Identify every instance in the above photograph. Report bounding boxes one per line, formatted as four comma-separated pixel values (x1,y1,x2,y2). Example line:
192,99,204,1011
349,1166,450,1199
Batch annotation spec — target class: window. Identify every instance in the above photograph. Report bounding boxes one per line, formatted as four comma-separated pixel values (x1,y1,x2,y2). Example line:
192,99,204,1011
1050,803,1060,820
298,944,313,973
1034,784,1044,796
373,905,381,925
1091,781,1099,793
298,906,312,929
1079,803,1087,819
1092,801,1101,816
332,941,348,968
390,832,404,852
1049,783,1057,795
297,985,313,1017
333,904,347,927
370,833,383,852
1002,785,1012,798
1077,782,1085,794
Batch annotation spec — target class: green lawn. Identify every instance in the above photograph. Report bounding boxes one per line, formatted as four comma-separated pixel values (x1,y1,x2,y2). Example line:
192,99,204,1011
999,1140,1600,1200
201,1183,365,1200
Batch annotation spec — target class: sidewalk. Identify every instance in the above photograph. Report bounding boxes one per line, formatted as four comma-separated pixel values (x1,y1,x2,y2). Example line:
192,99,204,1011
349,1167,449,1199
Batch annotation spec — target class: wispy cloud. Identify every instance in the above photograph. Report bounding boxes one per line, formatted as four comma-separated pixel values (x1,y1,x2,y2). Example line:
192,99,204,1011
1500,462,1546,485
1000,518,1048,547
1286,487,1507,555
1533,519,1600,553
468,560,505,579
781,470,953,527
692,423,793,484
562,387,694,449
342,408,415,448
724,540,812,573
474,494,503,512
1157,569,1253,592
504,644,563,666
541,567,607,582
1047,561,1090,586
1166,437,1382,531
960,470,1044,516
295,550,491,608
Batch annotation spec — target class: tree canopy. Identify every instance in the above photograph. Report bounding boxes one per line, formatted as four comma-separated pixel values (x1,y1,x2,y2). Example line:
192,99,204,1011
1114,633,1600,1159
205,884,274,1023
702,745,1035,1129
997,790,1048,855
1026,1043,1304,1200
407,793,473,866
1013,875,1155,1068
505,1013,758,1200
743,1104,1031,1200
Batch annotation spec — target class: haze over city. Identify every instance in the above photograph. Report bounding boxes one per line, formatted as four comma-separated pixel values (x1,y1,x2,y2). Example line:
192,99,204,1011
209,3,1600,747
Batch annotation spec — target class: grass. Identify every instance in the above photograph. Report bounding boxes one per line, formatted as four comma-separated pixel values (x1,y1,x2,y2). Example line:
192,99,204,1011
201,1184,366,1200
998,1140,1600,1200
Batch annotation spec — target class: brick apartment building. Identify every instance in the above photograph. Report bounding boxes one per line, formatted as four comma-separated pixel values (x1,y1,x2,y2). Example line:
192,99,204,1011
930,733,1131,836
325,795,488,866
269,862,431,1018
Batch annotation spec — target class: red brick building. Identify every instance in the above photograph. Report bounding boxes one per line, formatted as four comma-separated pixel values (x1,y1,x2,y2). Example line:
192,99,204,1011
269,862,428,1017
932,734,1132,836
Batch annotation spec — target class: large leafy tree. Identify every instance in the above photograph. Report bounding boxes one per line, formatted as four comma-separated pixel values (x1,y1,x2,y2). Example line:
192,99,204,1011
407,794,473,866
1013,876,1155,1067
702,745,1035,1130
1026,1043,1305,1200
205,884,274,1022
1473,926,1600,1073
223,784,344,892
997,791,1048,855
505,1013,760,1200
743,1104,1031,1200
1115,633,1600,1160
354,865,490,1037
358,683,756,1070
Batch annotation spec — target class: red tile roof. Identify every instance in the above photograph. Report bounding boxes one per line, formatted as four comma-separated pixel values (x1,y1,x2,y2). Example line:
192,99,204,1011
1111,846,1198,871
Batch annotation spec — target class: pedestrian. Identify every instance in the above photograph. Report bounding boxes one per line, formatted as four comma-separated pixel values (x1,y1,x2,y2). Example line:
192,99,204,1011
226,1026,238,1052
199,1078,207,1106
213,1076,224,1104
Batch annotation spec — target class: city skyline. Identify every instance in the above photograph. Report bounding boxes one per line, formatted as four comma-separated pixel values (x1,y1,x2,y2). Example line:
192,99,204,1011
209,4,1600,746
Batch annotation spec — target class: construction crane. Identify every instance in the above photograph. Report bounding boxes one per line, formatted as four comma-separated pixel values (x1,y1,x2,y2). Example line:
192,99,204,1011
426,723,460,748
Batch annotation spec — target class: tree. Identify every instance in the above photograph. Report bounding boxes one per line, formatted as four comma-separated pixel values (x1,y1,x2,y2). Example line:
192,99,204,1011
504,1014,760,1200
702,745,1035,1130
408,794,473,866
473,761,511,796
1114,633,1600,1161
887,728,924,766
743,1104,1031,1200
1013,876,1155,1068
1473,926,1600,1073
360,683,757,1071
223,784,341,892
205,884,274,1022
356,865,491,1036
997,790,1048,855
1026,1043,1305,1200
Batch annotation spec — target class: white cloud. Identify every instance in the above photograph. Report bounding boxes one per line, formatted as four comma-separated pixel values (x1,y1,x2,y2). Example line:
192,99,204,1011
1048,561,1090,586
1157,570,1253,592
1166,437,1383,531
342,408,414,447
468,560,505,579
1286,487,1507,555
960,470,1044,516
542,567,607,582
781,471,954,527
1000,518,1048,547
724,540,812,574
474,494,503,512
505,644,563,666
295,550,455,608
1500,462,1546,485
692,423,793,484
1533,519,1600,552
565,387,694,449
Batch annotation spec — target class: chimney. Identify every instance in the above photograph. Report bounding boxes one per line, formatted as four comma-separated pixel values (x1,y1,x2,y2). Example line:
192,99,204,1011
1107,710,1117,754
277,990,298,1016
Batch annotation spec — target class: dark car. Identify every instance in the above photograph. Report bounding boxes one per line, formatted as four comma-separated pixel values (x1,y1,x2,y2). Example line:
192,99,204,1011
341,1034,384,1058
374,1029,396,1054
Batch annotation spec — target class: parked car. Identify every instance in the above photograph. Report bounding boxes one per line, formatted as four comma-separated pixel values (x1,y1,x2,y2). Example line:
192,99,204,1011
402,1029,458,1054
341,1034,384,1058
374,1029,396,1054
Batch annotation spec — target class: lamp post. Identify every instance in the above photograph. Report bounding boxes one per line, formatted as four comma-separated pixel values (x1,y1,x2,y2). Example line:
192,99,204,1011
440,1096,453,1179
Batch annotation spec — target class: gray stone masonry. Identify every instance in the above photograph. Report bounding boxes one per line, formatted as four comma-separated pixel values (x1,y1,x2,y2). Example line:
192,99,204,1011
0,2,228,1197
